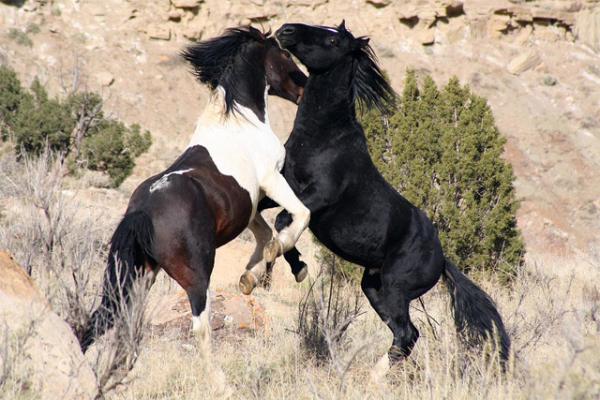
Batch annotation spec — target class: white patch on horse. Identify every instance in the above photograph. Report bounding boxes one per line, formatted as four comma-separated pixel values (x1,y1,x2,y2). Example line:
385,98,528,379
149,168,194,193
192,289,211,332
188,85,309,258
188,86,285,219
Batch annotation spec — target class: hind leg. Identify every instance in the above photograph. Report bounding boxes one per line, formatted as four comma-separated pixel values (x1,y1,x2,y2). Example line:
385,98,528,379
361,267,401,380
239,213,273,295
380,247,443,363
159,227,215,355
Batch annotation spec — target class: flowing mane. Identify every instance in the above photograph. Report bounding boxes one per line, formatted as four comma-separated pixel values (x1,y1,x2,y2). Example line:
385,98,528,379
181,26,270,116
352,39,397,114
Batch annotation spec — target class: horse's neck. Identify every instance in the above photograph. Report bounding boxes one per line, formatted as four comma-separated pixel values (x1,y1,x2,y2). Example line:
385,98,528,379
296,62,356,135
196,86,271,132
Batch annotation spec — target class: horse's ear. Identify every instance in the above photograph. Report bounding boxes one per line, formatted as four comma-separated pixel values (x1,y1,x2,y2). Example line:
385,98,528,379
338,19,346,32
353,36,370,51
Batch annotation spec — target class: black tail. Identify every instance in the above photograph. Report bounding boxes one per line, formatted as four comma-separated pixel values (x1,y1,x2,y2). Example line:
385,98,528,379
443,259,510,364
79,211,155,352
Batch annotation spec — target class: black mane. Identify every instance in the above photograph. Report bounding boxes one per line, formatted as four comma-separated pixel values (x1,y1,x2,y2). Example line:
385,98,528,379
181,26,269,118
352,39,397,114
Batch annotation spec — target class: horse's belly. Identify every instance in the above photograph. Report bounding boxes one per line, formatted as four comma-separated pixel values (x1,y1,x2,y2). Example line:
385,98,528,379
311,207,387,268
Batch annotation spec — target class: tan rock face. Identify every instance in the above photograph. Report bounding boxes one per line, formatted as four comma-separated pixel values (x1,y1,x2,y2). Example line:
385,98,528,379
0,252,97,400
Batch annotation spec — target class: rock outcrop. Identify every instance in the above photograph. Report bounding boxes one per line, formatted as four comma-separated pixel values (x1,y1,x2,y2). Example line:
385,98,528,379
150,289,268,340
0,252,97,400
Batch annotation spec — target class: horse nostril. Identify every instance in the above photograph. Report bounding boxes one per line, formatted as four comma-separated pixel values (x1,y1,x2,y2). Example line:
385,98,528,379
280,26,296,36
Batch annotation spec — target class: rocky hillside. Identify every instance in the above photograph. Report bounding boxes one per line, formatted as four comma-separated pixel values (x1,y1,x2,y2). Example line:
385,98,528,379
1,0,599,261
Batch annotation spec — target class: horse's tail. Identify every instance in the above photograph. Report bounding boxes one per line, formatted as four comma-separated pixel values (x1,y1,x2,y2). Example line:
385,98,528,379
79,211,154,353
442,258,510,363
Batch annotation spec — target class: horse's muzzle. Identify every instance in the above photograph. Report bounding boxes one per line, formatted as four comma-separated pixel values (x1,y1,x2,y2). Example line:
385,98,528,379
276,25,297,48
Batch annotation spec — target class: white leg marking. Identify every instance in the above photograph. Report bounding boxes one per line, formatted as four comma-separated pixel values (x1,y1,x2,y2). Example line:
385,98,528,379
193,289,212,356
192,315,202,332
149,168,194,193
261,172,310,254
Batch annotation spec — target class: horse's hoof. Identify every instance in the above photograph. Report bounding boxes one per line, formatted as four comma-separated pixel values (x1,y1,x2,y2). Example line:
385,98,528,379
239,271,257,295
294,263,308,283
263,239,282,263
388,345,405,364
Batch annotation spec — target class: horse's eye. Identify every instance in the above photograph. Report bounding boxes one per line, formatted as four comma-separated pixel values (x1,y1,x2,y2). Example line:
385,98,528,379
328,37,339,46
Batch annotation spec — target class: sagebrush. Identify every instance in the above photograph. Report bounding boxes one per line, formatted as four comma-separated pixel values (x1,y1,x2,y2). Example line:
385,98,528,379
0,65,151,187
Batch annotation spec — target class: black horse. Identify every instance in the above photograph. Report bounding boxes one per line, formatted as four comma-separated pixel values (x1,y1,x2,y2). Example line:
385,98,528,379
254,21,510,368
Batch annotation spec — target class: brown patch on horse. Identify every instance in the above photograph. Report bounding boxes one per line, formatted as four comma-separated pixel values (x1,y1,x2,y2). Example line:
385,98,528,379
159,145,252,247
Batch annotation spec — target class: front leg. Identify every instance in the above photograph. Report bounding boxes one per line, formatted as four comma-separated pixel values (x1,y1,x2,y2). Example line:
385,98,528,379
276,211,308,282
239,213,275,295
260,172,310,265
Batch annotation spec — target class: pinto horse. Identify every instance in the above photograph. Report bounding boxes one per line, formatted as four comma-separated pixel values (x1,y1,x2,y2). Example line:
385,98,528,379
251,21,511,370
79,27,309,352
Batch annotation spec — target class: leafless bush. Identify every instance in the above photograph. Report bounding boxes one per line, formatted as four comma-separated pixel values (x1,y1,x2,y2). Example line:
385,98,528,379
506,264,575,358
0,320,37,398
296,256,364,372
0,149,151,398
0,149,68,275
0,149,107,332
91,263,152,399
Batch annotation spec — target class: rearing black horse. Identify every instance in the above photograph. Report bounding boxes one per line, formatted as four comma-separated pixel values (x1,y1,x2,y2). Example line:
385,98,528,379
256,21,510,370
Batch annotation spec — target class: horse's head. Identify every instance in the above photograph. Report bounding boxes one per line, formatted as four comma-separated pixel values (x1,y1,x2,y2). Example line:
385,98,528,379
275,21,365,73
276,21,396,113
181,26,307,117
264,38,307,104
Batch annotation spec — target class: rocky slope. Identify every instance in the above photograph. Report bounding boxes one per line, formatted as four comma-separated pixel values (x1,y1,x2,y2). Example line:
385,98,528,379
1,0,599,261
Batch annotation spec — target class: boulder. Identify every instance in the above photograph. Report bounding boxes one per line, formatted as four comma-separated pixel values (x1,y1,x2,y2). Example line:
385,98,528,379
182,25,204,41
149,289,268,340
417,28,436,45
147,25,171,41
488,14,511,38
0,252,97,400
507,49,541,74
168,9,184,22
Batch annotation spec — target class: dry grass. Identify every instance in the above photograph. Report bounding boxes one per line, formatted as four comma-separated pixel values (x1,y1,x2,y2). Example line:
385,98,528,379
1,149,599,399
0,150,152,399
110,256,600,400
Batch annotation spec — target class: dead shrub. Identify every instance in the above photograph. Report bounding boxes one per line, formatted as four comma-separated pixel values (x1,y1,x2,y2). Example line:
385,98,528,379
0,149,151,399
295,254,366,398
